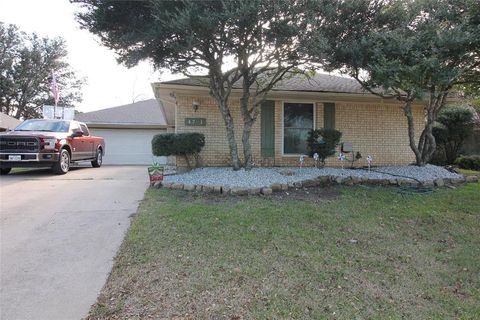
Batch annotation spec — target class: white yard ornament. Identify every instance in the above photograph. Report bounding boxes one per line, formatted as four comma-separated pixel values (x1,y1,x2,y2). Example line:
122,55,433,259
299,155,305,167
338,152,346,169
313,153,319,168
366,155,373,170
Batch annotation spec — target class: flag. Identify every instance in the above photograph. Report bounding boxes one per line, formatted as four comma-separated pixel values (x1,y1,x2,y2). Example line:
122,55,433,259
51,71,60,107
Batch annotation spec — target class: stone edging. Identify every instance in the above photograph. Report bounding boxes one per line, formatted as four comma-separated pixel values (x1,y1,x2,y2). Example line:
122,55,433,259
151,174,478,195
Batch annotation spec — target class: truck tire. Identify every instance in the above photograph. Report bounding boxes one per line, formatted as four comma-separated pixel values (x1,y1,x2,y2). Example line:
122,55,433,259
91,149,103,168
0,168,11,175
52,149,70,174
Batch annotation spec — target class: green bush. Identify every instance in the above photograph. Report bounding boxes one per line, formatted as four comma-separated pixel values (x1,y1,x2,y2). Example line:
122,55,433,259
306,129,342,165
432,106,474,164
455,155,480,171
152,133,205,168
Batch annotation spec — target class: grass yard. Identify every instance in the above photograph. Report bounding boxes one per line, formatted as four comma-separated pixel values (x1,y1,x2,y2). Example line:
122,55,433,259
88,182,480,319
457,168,480,177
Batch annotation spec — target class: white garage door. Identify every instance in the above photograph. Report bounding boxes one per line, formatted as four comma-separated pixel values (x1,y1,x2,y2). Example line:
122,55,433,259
90,128,167,165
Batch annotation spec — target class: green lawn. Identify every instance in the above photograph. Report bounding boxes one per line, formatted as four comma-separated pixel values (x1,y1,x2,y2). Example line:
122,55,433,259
88,183,480,319
457,168,480,177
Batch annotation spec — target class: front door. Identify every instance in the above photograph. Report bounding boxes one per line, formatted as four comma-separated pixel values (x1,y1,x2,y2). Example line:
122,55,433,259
261,100,275,160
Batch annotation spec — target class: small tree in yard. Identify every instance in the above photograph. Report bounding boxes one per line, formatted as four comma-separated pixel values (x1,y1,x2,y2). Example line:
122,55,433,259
152,133,205,169
308,0,480,166
75,0,314,170
433,106,474,164
306,129,342,166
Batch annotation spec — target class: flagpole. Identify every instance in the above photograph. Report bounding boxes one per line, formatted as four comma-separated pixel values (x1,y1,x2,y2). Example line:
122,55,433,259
52,71,56,119
51,71,60,119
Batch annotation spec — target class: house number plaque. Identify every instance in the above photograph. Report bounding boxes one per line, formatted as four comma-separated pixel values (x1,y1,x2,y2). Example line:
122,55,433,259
185,118,207,126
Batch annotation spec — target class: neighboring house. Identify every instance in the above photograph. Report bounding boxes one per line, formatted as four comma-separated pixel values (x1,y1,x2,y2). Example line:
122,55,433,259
152,73,425,168
75,99,175,165
0,113,22,132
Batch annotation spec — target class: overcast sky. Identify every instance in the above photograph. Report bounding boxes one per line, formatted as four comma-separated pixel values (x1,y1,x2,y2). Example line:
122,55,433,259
0,0,179,112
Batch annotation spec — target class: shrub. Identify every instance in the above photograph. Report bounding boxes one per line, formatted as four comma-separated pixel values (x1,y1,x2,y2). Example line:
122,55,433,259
455,155,480,171
152,133,205,168
306,129,342,165
432,106,474,164
472,97,480,113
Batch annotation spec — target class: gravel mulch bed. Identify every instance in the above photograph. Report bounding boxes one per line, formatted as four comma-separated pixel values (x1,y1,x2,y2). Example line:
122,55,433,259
163,165,463,189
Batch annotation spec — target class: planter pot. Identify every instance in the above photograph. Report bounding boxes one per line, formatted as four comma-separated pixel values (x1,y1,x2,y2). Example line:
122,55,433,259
148,165,164,183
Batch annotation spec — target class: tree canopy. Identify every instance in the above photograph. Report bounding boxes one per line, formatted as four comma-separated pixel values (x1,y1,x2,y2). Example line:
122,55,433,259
0,23,84,119
308,0,480,165
75,0,312,169
75,0,480,167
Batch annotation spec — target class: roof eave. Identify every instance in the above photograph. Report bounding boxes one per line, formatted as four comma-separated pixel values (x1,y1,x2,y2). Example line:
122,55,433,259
83,122,174,129
153,83,391,101
153,83,435,105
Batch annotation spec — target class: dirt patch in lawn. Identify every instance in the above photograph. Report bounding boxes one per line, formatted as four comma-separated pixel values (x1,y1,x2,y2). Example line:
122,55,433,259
270,184,341,203
163,184,341,205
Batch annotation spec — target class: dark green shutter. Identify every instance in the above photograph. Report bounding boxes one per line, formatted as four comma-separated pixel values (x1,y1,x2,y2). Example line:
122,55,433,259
324,103,335,129
261,100,275,157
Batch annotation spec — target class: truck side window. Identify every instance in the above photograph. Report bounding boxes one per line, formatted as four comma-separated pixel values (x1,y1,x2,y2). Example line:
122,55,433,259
80,124,90,136
70,122,80,133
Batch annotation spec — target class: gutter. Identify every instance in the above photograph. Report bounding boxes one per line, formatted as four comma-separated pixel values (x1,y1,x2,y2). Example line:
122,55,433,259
84,122,175,129
152,83,394,103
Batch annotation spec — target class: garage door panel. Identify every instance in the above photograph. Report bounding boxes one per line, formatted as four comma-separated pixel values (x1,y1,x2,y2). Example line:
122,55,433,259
89,128,167,165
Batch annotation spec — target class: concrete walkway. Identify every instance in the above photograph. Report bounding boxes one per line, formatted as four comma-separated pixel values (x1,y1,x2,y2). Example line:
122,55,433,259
0,166,148,320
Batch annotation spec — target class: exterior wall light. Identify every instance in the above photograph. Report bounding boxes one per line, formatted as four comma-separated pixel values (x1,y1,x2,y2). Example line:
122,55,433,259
192,100,200,112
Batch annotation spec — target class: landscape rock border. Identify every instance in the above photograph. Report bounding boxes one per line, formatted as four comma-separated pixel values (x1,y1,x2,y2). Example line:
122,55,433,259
151,173,478,195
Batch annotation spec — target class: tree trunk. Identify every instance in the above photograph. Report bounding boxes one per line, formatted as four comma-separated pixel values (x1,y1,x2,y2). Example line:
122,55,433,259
403,91,446,166
208,67,241,171
239,83,252,170
240,100,261,170
403,101,424,165
239,74,261,170
242,118,254,170
14,105,22,119
193,152,203,168
421,112,437,163
183,154,191,170
217,100,241,170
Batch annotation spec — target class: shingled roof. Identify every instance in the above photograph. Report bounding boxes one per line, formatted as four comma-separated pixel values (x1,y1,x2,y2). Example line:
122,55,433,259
75,99,174,126
0,113,22,131
160,73,367,94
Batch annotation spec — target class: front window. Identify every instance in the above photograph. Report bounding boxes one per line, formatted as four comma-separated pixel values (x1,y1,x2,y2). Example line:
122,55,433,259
283,103,314,154
15,120,70,132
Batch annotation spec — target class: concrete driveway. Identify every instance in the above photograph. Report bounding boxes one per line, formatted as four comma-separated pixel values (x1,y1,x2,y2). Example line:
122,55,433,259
0,166,149,320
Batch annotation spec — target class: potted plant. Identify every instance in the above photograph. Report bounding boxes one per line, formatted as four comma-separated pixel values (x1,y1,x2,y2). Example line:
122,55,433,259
148,162,164,185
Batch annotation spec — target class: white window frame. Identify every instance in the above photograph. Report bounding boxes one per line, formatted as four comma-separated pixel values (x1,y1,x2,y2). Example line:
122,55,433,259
281,101,316,157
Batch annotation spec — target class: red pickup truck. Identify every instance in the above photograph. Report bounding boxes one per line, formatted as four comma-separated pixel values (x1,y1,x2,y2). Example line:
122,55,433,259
0,119,105,175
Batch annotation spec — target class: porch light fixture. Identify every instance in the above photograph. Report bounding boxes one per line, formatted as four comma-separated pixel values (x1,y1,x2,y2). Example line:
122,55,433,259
192,100,200,112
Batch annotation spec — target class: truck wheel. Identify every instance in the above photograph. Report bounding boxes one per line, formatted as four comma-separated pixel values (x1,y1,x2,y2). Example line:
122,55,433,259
0,168,11,175
52,149,70,174
91,149,103,168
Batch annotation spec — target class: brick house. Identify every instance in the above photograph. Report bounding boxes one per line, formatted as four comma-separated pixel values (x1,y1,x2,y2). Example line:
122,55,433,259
153,73,424,168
